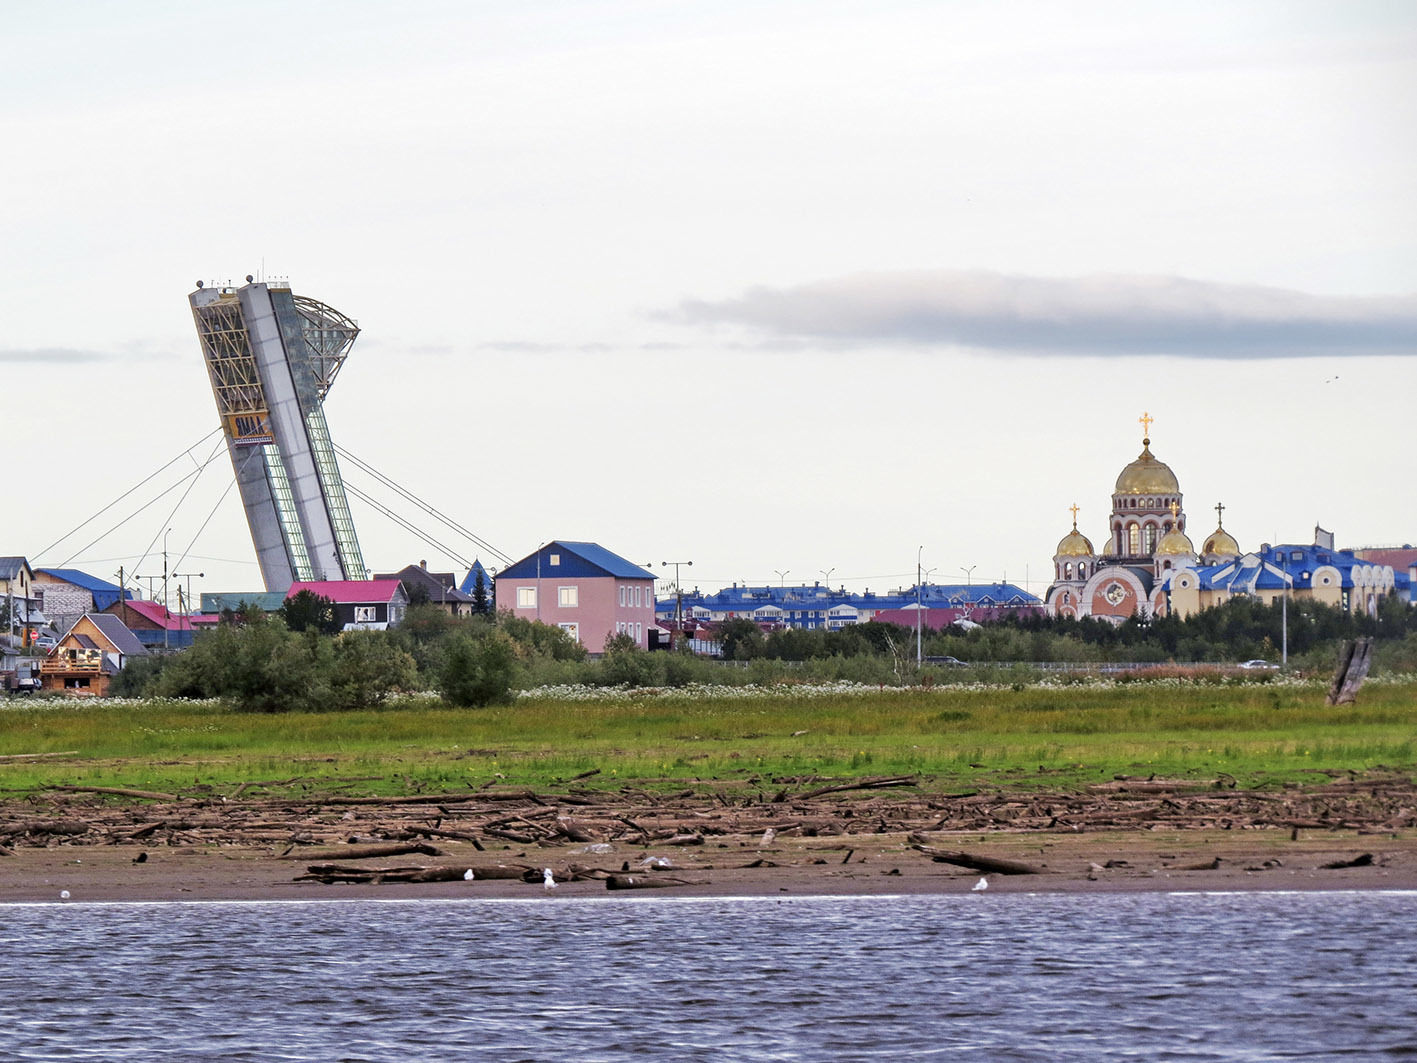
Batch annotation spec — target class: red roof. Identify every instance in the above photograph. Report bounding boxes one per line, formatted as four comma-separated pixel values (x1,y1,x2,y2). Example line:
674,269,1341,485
117,599,199,630
287,579,404,604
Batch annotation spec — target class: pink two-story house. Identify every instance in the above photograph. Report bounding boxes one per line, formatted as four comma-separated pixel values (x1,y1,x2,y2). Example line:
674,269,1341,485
494,541,656,654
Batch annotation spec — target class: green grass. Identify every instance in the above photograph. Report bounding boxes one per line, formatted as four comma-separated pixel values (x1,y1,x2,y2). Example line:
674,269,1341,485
1,678,1413,797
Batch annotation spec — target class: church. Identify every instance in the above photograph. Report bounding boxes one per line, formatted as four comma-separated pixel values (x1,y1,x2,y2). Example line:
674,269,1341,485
1044,414,1403,621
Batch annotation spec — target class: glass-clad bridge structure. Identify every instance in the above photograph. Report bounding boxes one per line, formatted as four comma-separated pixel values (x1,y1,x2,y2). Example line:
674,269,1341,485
189,278,366,590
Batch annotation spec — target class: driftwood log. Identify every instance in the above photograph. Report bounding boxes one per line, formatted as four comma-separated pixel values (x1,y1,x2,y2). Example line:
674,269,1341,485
910,844,1042,875
297,863,527,884
1328,639,1373,705
47,785,178,801
277,842,444,861
606,874,704,890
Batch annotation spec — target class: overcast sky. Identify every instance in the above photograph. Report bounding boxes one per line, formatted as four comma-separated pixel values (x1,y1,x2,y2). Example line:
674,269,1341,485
4,0,1414,605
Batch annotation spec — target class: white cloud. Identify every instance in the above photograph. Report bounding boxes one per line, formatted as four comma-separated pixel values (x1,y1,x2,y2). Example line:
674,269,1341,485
674,271,1417,358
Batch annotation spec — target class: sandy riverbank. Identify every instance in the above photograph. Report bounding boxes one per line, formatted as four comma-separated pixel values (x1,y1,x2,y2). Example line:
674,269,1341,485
6,775,1416,902
5,828,1415,904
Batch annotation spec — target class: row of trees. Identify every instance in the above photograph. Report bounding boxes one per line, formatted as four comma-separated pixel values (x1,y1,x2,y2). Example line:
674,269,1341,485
716,593,1417,670
110,591,1417,711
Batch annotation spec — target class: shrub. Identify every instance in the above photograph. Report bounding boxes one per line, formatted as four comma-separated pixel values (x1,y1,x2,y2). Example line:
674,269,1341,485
439,629,518,707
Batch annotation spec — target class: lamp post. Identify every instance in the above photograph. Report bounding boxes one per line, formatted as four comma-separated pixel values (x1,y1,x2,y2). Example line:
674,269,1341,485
820,567,835,586
774,569,790,587
1282,571,1293,666
962,565,976,587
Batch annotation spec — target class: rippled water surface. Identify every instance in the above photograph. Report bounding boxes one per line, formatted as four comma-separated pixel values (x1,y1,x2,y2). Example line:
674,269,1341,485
3,892,1414,1061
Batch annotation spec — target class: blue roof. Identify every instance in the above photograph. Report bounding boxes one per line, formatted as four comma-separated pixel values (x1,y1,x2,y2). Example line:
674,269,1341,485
458,559,492,596
499,541,656,582
656,582,1041,616
36,568,132,611
36,568,132,607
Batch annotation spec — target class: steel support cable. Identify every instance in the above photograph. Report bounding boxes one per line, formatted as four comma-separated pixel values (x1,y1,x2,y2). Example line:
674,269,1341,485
333,443,513,565
341,482,472,569
57,464,205,568
337,445,510,565
36,429,223,559
126,437,230,581
169,444,260,577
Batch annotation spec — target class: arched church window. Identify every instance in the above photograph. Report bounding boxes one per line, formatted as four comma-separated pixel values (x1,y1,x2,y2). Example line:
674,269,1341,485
1127,524,1140,554
1143,524,1158,553
1064,562,1072,580
1078,563,1087,579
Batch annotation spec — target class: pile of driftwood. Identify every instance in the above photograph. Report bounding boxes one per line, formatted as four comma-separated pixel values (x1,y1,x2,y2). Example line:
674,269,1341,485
2,772,1413,861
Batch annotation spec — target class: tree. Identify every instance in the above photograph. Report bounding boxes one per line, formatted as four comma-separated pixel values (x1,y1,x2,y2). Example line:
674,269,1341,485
325,632,418,711
155,613,326,712
439,629,517,707
716,618,765,660
599,630,659,686
471,568,491,615
279,590,339,635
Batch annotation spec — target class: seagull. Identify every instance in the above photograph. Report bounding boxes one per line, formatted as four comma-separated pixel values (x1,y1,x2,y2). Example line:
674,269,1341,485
761,828,776,846
463,869,475,881
543,868,557,890
972,877,989,892
60,890,70,900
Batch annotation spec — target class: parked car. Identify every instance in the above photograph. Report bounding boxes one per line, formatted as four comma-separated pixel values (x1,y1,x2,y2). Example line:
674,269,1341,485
925,656,968,667
1238,659,1277,670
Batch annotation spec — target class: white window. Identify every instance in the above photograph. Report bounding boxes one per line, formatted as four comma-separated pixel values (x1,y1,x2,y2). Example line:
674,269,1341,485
619,586,626,607
558,586,578,607
354,606,376,623
633,586,640,607
635,622,641,641
559,622,579,642
549,554,560,566
517,587,537,609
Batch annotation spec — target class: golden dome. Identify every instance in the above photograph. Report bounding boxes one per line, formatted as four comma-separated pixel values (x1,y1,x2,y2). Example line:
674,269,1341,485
1155,526,1195,556
1203,526,1240,557
1056,528,1095,557
1115,439,1179,495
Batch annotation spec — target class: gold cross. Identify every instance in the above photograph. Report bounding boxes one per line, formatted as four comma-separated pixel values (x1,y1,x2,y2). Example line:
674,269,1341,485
1139,411,1154,439
1215,501,1225,525
1170,501,1179,518
1069,502,1080,527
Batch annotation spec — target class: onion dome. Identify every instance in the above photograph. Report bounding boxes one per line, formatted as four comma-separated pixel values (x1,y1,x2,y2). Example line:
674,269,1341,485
1115,438,1179,495
1056,526,1095,557
1203,525,1240,557
1056,506,1094,557
1155,526,1195,556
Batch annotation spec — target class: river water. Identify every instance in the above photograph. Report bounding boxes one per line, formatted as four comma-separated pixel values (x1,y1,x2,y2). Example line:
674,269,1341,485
2,891,1413,1061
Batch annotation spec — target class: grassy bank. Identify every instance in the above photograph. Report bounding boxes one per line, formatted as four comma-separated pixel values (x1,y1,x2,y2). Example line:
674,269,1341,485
2,677,1413,797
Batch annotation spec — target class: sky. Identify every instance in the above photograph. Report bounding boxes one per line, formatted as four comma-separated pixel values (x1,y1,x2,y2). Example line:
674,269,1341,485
4,0,1415,607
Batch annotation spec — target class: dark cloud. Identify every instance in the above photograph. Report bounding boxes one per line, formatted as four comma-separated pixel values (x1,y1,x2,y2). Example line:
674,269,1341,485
0,347,111,364
672,271,1417,358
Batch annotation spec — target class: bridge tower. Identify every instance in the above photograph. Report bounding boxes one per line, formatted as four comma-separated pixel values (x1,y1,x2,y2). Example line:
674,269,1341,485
189,277,366,591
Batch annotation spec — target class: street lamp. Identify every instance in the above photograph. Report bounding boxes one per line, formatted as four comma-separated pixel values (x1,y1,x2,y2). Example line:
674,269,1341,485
962,565,976,587
774,569,790,587
820,567,835,586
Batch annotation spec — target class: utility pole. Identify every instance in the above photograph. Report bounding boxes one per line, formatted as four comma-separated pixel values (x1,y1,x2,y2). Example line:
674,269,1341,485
116,566,129,627
916,547,923,666
175,572,204,633
662,560,693,636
